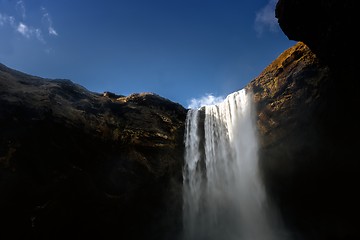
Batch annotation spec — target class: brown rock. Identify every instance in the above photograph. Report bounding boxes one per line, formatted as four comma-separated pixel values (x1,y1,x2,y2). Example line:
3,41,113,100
0,63,186,239
246,41,360,239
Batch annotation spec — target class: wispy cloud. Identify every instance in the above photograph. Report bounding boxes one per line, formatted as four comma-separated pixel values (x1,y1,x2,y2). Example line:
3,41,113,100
41,7,58,36
0,13,15,27
187,94,224,109
1,2,58,46
17,22,30,37
17,22,45,43
15,0,26,20
0,13,6,26
254,0,279,36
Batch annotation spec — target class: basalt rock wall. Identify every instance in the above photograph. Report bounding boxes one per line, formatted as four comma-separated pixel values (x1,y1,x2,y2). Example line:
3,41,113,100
244,1,359,239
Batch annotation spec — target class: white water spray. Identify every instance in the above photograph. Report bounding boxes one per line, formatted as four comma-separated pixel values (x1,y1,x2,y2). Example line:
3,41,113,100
183,89,287,240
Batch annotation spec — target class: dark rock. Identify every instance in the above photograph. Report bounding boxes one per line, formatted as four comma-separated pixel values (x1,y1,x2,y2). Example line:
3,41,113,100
247,42,360,239
0,63,186,239
275,0,357,68
247,1,360,238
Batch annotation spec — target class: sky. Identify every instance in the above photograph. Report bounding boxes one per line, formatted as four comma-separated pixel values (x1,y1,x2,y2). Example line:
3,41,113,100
0,0,295,108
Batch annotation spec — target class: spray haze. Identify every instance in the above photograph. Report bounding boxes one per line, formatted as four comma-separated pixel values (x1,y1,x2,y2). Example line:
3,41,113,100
187,94,224,109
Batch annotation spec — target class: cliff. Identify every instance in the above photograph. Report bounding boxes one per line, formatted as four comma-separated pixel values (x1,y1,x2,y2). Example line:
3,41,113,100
244,0,359,239
0,63,186,239
275,0,356,68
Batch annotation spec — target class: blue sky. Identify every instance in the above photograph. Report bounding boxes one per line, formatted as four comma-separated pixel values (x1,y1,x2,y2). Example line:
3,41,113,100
0,0,295,107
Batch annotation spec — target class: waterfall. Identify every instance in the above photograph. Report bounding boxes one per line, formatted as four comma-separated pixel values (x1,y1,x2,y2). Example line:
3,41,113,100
183,89,287,240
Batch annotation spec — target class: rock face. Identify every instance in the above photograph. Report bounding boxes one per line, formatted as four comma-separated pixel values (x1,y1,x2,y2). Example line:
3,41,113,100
244,1,359,239
246,42,358,239
275,0,356,68
0,63,186,239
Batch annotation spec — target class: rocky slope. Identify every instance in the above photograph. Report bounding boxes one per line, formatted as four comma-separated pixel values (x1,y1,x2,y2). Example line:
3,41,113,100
0,63,186,239
243,0,359,239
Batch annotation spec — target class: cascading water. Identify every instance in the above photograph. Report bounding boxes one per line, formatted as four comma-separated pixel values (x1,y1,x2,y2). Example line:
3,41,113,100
183,89,287,240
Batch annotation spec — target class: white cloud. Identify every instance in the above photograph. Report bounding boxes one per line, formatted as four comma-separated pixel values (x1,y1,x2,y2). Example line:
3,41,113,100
254,0,279,36
1,2,57,45
41,8,58,36
17,22,30,37
188,94,224,109
48,26,58,36
16,22,45,43
35,28,46,43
